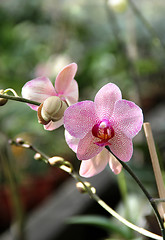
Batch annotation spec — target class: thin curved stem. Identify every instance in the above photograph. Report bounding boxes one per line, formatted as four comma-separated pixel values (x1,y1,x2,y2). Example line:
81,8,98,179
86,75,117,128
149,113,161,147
71,171,162,240
105,145,165,239
0,93,40,106
9,139,163,240
96,197,162,240
4,88,19,97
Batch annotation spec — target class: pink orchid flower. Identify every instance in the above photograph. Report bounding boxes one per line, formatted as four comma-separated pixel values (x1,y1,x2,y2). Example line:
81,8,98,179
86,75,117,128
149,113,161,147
64,83,143,178
22,63,78,131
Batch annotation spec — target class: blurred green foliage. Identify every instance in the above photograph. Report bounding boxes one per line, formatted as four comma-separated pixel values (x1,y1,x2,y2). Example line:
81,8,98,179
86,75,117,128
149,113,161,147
0,0,165,188
0,0,165,238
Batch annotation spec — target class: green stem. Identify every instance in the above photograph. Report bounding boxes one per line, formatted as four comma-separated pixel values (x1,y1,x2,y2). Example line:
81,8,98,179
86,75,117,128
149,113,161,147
61,171,163,240
105,145,165,239
10,139,163,240
0,93,40,106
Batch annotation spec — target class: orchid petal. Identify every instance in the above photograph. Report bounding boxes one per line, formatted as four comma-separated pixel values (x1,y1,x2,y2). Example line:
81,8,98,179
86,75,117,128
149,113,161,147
44,118,64,131
109,154,122,175
55,63,78,94
65,130,79,152
112,100,143,138
22,77,56,110
77,131,104,160
79,148,109,177
64,79,79,106
64,101,97,139
109,131,133,162
94,83,122,120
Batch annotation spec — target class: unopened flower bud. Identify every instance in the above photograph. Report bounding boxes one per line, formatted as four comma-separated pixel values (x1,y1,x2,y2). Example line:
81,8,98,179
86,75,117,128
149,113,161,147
0,90,8,106
15,138,31,148
48,156,73,173
16,138,25,145
48,156,65,165
37,96,68,125
37,103,50,125
34,153,42,161
76,181,96,194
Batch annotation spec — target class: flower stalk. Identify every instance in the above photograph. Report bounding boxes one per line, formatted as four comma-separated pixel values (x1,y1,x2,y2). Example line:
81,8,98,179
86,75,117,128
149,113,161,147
0,93,40,106
105,145,165,239
9,138,163,240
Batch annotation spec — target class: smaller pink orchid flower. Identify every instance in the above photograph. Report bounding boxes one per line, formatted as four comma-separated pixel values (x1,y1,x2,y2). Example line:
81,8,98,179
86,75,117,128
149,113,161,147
64,83,143,178
22,63,78,131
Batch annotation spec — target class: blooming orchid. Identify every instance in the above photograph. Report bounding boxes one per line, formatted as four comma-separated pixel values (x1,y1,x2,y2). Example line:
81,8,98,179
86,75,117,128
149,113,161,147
22,63,78,130
64,83,143,178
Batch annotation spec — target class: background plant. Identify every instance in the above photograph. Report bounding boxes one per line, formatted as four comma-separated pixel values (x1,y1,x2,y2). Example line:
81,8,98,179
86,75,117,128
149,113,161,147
0,0,165,239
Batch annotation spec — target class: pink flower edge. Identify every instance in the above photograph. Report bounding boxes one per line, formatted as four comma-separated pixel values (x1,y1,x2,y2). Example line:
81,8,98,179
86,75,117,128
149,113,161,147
55,63,78,94
22,76,56,110
79,149,122,178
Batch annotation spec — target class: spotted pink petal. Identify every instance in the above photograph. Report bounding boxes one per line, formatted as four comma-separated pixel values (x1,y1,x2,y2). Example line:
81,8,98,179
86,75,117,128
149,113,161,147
109,154,122,175
64,79,79,106
77,131,104,160
79,148,109,177
112,100,143,139
65,130,79,152
44,118,64,131
22,76,56,111
94,83,122,120
55,63,78,94
64,101,97,139
109,131,133,162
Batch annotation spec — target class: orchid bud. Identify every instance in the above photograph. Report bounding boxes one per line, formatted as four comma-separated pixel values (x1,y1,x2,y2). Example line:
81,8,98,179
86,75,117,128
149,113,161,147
76,182,96,194
0,90,8,106
48,156,65,165
48,156,73,173
34,153,42,161
37,96,68,125
37,103,50,125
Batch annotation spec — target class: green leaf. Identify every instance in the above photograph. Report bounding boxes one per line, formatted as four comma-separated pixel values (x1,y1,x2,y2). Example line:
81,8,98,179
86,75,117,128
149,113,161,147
67,215,131,239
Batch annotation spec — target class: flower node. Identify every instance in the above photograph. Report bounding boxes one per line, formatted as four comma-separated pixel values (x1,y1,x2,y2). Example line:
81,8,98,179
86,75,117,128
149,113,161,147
48,156,65,165
48,156,73,173
76,182,96,194
34,153,42,161
0,90,8,106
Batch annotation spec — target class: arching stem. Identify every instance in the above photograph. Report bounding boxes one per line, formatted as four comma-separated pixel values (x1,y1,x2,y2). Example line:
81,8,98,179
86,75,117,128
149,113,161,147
105,145,165,239
0,93,40,106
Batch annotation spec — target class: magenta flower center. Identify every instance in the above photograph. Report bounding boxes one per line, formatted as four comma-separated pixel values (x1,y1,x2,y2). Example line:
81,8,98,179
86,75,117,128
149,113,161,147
92,119,114,144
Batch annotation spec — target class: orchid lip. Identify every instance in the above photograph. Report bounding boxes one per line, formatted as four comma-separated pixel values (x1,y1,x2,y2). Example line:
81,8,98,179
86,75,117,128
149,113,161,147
95,141,112,147
92,119,114,144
